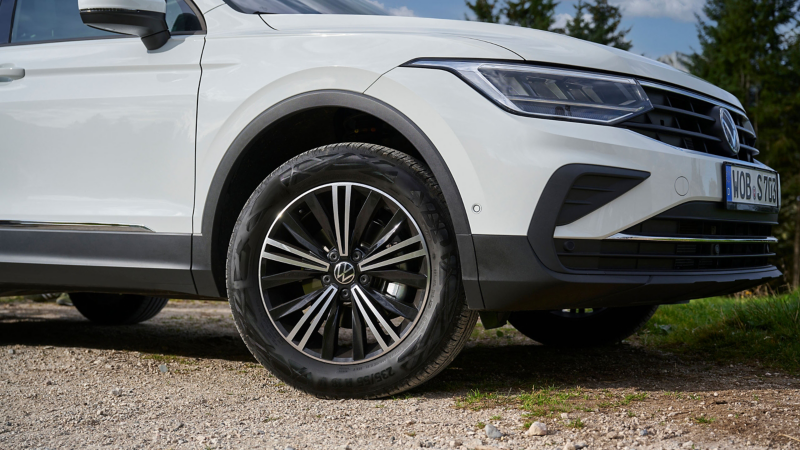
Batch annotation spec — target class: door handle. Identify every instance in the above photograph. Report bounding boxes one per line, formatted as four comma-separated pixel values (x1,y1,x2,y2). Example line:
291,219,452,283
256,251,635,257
0,67,25,82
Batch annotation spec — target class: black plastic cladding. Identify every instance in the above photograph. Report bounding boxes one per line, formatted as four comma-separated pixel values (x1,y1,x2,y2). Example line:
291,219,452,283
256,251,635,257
528,164,651,273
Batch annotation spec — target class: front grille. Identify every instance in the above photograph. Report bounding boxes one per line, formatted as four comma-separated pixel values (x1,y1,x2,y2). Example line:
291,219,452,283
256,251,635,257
556,202,777,273
621,83,759,162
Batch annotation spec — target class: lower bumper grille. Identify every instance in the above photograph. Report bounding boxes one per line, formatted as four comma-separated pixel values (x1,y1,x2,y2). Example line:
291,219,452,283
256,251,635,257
555,202,778,273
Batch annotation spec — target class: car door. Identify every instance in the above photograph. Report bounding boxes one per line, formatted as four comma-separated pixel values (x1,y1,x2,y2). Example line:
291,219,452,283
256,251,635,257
0,0,204,234
0,0,205,295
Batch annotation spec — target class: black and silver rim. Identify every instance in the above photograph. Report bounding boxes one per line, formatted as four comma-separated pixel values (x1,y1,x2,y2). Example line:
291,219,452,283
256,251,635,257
259,183,431,365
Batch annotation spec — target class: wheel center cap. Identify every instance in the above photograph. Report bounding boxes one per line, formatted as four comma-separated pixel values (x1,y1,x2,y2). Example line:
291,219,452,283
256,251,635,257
333,261,356,285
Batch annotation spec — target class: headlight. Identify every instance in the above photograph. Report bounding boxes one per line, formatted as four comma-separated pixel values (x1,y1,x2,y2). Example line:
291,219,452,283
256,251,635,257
406,60,653,125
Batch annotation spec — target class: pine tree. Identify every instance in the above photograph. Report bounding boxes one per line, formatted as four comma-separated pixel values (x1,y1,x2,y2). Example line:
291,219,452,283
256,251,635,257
466,0,500,23
504,0,559,30
564,0,591,39
564,0,632,50
690,0,800,288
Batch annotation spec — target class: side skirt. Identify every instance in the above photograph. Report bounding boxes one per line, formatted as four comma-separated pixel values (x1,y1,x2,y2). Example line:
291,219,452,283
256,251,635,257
0,229,197,297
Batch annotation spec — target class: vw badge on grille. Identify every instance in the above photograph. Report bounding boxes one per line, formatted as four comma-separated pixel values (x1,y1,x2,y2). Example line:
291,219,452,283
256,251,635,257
334,262,356,285
719,108,740,155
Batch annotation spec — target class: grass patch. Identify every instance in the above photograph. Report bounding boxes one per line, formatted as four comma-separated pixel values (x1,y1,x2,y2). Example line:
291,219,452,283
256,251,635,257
636,292,800,374
454,389,508,410
567,418,585,429
693,416,716,424
455,385,649,416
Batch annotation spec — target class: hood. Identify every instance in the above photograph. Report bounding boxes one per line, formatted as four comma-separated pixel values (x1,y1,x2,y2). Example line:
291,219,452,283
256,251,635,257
262,14,743,110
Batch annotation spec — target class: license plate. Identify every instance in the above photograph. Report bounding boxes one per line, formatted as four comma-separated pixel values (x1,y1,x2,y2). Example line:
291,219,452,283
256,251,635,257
724,163,780,212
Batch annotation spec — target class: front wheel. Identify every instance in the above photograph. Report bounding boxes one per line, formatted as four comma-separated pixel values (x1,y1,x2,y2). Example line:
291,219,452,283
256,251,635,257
509,306,658,347
226,143,477,398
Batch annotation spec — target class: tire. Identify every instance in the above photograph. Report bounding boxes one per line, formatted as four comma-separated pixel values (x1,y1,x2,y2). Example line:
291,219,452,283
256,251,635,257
226,143,477,398
509,305,658,347
70,293,169,325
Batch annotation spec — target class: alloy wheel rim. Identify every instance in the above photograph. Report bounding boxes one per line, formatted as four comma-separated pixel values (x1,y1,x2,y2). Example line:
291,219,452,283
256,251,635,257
258,182,431,365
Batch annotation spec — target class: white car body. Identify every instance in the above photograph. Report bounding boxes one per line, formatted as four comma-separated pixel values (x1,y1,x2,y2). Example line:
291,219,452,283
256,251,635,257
0,0,780,309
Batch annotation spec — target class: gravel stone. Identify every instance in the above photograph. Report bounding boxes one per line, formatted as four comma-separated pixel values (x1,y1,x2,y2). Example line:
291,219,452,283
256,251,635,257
158,364,168,373
527,422,548,436
484,423,502,439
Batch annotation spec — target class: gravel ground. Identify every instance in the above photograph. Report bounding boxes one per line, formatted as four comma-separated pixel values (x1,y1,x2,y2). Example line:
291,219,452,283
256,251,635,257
2,298,800,450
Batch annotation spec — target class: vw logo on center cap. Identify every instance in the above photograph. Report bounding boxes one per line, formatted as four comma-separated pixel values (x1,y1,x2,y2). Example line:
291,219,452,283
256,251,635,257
333,262,356,285
719,108,740,155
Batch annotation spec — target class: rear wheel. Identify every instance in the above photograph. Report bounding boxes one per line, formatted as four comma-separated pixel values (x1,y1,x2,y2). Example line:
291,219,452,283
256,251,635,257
509,306,658,347
69,293,169,325
226,143,477,398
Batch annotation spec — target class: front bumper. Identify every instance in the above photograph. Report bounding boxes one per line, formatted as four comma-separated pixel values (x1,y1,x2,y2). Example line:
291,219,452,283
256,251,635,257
473,234,780,311
366,67,781,311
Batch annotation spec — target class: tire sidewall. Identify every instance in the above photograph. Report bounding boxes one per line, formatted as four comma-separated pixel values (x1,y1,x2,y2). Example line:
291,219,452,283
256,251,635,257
227,144,462,397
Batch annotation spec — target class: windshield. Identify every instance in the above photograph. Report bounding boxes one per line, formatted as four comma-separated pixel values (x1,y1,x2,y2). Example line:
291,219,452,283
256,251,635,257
224,0,389,14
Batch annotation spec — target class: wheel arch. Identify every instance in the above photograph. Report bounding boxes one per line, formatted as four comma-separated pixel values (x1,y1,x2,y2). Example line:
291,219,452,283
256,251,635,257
192,90,481,305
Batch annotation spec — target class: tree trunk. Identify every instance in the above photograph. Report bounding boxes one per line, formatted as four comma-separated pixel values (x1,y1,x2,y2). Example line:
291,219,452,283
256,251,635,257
794,196,800,290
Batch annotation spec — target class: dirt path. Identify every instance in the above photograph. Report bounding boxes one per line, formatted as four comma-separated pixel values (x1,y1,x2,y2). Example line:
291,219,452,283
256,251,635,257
2,299,800,450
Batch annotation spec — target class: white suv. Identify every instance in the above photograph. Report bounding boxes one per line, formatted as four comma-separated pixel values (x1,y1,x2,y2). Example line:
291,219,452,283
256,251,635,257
0,0,781,397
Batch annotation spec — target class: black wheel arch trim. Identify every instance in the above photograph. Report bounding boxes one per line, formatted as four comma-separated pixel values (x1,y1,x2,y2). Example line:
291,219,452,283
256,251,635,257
192,89,480,305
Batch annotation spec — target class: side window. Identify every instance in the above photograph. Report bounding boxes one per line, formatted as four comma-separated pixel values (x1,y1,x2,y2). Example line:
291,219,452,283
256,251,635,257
9,0,202,45
166,0,203,34
10,0,117,44
0,0,16,44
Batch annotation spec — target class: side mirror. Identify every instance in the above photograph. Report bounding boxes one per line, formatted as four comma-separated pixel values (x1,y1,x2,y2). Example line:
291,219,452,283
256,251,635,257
78,0,170,50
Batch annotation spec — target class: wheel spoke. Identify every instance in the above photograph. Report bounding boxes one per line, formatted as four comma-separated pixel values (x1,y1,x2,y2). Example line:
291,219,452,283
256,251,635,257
353,286,400,344
269,290,324,320
304,192,336,247
349,191,381,253
297,288,337,350
359,249,427,273
352,288,389,351
359,235,422,269
286,285,337,342
367,270,428,290
331,184,352,257
261,270,318,290
320,303,342,360
266,238,330,270
281,213,327,259
367,209,406,255
360,285,418,320
351,305,367,361
262,252,328,272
